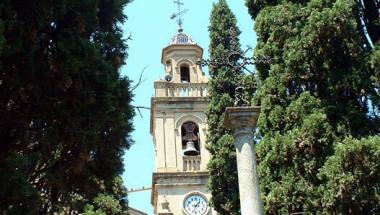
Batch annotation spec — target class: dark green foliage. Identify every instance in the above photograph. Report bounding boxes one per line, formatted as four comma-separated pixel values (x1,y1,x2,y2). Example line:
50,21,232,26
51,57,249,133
246,0,380,213
319,137,380,214
84,194,124,215
257,92,335,213
82,177,129,215
206,0,243,214
0,0,133,213
207,134,239,213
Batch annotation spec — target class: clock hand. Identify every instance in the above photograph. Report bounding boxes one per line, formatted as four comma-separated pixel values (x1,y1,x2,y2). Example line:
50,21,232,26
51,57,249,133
191,201,201,214
195,199,201,208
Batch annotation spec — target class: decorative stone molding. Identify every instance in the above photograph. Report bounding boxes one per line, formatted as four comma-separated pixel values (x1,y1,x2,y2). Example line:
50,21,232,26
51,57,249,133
154,81,208,97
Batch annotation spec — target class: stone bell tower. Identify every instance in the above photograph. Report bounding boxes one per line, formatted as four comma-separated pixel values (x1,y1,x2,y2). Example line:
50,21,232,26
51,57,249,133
150,30,215,215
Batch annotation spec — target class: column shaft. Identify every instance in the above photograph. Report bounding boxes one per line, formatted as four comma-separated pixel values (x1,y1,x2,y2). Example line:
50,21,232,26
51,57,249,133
234,128,263,215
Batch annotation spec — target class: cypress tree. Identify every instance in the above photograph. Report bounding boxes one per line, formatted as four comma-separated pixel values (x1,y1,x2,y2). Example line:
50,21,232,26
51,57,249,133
0,0,133,214
206,0,242,213
246,0,380,213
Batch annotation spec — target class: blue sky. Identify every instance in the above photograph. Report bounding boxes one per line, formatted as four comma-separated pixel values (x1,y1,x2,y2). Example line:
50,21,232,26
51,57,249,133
121,1,257,214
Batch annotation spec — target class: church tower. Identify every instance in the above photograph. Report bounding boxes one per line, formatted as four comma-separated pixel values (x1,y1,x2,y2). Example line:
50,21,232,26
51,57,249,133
150,30,214,215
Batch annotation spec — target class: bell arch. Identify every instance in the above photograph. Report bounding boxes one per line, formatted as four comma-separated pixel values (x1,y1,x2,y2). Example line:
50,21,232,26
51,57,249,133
176,59,194,67
175,114,204,156
175,114,203,130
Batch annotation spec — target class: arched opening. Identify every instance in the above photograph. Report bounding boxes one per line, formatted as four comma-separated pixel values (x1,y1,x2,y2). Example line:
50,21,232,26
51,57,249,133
181,121,200,156
180,65,190,83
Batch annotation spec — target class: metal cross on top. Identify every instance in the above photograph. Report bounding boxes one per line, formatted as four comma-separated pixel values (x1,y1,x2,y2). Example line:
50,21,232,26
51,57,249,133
170,0,189,32
197,27,273,107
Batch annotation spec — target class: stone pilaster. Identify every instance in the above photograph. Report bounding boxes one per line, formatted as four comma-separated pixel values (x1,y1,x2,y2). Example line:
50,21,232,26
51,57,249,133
224,107,263,215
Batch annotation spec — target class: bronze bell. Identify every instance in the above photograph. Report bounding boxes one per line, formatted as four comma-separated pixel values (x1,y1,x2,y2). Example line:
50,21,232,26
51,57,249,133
182,122,199,156
183,140,199,156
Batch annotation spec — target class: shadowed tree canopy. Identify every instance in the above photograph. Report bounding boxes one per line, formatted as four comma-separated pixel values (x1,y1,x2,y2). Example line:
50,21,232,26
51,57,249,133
0,0,134,214
245,0,380,213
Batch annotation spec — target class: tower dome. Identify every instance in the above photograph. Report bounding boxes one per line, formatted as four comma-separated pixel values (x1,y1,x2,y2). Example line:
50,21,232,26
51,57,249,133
170,30,196,45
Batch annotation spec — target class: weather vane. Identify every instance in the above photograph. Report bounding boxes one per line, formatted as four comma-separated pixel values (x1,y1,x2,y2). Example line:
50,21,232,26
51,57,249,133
170,0,188,32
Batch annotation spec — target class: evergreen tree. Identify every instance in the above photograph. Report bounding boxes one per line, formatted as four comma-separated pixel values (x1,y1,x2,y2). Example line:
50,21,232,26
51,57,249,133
319,136,380,214
246,0,380,213
83,177,129,215
0,0,133,214
206,0,243,214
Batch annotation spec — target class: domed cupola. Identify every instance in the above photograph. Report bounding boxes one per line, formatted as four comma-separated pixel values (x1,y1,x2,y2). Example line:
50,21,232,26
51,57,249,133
161,30,207,84
170,29,196,45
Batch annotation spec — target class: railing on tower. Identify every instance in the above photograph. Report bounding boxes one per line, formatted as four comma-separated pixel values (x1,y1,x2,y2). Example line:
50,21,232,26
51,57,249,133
183,155,201,171
154,82,208,97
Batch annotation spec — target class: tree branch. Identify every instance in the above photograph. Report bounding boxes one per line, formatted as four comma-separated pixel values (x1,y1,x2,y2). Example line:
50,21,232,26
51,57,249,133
131,65,148,91
132,105,150,118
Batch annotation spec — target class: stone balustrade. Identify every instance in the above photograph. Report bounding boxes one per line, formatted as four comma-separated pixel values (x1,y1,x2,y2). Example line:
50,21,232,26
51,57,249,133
154,81,208,97
183,156,201,171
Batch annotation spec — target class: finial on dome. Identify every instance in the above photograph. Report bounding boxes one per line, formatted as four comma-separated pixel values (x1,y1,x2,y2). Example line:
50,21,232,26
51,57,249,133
168,0,197,45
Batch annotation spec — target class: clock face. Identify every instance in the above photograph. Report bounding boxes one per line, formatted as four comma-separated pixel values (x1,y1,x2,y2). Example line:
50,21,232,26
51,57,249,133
183,193,208,215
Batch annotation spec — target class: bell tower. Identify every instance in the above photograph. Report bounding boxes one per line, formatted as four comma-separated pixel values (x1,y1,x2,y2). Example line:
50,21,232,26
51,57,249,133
150,30,214,215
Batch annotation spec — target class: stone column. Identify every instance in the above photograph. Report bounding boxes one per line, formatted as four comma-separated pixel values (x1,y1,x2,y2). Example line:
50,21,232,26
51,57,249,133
224,107,263,215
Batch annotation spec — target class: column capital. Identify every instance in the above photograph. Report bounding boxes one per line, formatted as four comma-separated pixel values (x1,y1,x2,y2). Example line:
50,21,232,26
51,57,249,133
224,106,261,132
